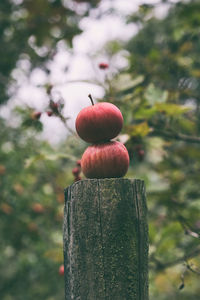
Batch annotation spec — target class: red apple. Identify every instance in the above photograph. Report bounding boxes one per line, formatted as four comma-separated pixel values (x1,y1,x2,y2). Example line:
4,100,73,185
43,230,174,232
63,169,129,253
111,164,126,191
59,264,64,276
81,141,129,179
75,96,123,143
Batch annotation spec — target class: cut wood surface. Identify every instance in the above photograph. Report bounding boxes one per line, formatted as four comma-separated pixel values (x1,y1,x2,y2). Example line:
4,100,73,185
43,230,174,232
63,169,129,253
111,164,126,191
63,178,148,300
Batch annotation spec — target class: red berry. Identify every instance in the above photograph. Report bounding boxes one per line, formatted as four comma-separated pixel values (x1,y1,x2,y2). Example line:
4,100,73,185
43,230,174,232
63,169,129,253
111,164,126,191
74,175,81,182
76,160,81,167
47,111,53,117
0,203,13,215
53,103,58,109
0,165,6,175
31,203,45,213
50,102,59,110
72,167,80,176
98,62,109,70
59,264,64,276
137,149,145,161
138,149,145,156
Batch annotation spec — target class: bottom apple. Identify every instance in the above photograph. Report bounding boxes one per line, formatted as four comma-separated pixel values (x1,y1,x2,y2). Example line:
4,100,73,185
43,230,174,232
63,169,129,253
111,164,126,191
81,141,130,179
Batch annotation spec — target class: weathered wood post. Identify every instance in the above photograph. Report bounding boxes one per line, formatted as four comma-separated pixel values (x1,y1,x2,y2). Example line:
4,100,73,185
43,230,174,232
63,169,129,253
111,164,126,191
63,178,148,300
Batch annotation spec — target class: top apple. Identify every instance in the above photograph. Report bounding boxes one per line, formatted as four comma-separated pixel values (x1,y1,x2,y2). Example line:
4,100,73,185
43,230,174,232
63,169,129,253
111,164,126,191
75,95,123,143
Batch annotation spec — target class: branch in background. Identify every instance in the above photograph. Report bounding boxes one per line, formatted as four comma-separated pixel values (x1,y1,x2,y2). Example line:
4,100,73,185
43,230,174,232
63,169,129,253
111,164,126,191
47,91,76,135
150,246,200,272
177,214,200,239
178,273,185,290
185,262,200,276
151,129,200,144
57,111,75,135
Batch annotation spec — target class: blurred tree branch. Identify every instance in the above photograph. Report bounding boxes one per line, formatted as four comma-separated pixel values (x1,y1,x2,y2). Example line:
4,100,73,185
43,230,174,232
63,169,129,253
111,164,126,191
151,129,200,144
185,262,200,276
150,246,200,272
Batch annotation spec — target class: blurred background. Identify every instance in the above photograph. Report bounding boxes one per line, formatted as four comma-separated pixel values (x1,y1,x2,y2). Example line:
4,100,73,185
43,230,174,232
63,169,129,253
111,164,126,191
1,0,200,299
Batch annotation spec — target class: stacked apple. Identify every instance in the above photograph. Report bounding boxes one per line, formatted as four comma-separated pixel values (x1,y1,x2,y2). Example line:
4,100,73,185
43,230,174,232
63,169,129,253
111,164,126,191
75,95,129,179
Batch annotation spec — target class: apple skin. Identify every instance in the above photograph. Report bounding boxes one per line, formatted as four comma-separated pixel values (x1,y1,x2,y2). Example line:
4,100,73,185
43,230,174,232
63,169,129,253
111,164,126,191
75,102,123,143
81,141,129,179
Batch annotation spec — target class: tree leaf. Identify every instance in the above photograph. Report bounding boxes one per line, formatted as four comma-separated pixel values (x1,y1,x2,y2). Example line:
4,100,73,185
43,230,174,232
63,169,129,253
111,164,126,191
134,106,157,119
145,83,168,105
128,121,151,137
155,103,190,116
114,74,144,93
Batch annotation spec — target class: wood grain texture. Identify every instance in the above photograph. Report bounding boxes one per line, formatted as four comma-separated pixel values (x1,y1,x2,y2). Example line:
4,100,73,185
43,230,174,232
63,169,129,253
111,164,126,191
63,178,148,300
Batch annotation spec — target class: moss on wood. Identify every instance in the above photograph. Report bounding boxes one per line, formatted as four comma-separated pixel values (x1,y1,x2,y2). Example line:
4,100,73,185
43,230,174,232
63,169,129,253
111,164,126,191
63,178,148,300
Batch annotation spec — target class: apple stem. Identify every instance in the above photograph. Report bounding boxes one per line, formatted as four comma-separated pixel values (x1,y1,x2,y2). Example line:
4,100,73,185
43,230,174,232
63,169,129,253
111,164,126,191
88,94,94,106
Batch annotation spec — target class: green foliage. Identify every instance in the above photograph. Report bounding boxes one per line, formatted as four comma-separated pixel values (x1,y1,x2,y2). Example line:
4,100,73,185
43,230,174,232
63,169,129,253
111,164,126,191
0,117,85,300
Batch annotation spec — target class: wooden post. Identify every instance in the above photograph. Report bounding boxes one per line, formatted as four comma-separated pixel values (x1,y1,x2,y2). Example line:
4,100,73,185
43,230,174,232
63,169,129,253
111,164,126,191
63,178,148,300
